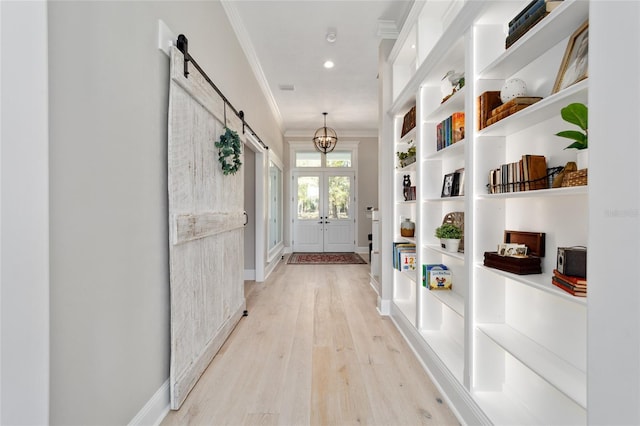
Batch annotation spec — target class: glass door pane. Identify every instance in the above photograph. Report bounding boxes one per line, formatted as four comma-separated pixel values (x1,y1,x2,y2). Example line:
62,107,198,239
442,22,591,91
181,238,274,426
296,176,320,219
327,176,351,219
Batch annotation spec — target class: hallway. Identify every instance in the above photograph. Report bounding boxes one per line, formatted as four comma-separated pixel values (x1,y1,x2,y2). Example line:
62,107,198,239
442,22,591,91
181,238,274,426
162,260,459,425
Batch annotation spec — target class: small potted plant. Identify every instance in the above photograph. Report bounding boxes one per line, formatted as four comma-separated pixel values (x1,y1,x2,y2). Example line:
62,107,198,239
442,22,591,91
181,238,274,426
396,145,417,168
435,223,463,252
555,102,588,169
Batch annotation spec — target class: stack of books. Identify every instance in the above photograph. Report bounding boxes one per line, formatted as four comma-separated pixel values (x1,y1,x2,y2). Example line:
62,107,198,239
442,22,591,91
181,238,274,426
485,97,542,127
393,242,416,272
552,269,586,297
506,0,564,49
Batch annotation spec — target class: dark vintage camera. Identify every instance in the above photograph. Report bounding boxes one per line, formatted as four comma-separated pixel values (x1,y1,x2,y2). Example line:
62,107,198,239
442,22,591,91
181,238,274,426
557,247,587,278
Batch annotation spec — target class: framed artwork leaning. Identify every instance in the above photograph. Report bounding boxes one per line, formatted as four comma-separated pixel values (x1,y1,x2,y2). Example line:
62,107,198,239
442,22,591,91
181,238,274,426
553,20,589,93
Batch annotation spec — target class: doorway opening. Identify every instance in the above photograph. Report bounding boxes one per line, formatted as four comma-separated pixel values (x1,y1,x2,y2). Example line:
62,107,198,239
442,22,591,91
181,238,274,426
289,142,359,253
293,171,355,252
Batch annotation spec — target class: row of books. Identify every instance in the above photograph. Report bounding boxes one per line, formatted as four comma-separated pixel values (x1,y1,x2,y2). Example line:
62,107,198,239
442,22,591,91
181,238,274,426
393,242,416,272
552,268,586,297
506,0,564,48
436,112,465,151
488,154,548,194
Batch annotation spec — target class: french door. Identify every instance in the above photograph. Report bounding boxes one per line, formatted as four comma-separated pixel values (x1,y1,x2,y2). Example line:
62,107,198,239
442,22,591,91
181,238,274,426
293,171,355,252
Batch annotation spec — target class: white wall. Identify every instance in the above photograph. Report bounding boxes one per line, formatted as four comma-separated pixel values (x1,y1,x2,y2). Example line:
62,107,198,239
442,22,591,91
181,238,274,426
0,1,50,424
588,2,640,424
47,2,282,424
357,137,379,248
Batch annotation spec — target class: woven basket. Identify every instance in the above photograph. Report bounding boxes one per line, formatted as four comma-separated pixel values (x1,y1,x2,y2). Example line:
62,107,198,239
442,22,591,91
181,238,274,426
561,169,588,187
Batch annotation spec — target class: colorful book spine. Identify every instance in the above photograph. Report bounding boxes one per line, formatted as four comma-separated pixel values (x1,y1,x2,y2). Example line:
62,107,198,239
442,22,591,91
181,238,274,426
393,242,416,271
452,112,465,143
436,122,444,151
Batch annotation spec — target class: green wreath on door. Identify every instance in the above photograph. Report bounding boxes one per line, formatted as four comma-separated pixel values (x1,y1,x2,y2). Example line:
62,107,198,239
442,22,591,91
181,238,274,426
215,127,242,175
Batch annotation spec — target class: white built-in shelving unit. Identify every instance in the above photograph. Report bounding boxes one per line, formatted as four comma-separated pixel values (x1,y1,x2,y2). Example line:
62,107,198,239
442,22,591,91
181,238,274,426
381,1,593,424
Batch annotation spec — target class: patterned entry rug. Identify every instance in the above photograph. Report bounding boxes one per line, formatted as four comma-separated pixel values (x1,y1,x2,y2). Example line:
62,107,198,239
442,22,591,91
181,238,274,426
287,252,367,265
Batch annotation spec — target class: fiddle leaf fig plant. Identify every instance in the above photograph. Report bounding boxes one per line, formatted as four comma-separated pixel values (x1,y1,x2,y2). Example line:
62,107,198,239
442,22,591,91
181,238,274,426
555,102,588,150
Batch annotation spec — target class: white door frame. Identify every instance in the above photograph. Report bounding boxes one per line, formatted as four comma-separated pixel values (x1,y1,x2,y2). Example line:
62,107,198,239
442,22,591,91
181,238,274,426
244,133,267,282
288,141,359,253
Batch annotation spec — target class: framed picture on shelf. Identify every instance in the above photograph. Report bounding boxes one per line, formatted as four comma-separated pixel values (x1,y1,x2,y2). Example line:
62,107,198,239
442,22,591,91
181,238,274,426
552,20,589,93
454,168,465,196
441,172,459,197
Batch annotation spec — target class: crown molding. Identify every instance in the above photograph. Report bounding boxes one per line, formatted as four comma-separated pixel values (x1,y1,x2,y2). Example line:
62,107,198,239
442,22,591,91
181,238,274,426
221,1,284,133
376,20,399,39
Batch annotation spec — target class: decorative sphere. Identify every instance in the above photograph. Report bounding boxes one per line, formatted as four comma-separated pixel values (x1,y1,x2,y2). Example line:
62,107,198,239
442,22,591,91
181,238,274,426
500,78,527,103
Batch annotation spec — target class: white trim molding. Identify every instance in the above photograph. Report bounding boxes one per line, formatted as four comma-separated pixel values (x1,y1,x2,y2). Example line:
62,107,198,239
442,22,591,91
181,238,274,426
128,380,170,426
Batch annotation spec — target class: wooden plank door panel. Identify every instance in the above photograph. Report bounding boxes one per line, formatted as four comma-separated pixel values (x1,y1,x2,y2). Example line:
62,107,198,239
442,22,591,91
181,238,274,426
168,46,245,409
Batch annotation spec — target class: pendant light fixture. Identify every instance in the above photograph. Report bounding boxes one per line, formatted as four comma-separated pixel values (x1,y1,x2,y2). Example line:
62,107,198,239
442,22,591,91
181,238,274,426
312,112,338,154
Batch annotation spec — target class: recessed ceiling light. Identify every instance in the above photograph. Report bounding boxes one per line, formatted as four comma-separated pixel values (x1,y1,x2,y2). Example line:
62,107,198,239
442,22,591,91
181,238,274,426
324,60,335,69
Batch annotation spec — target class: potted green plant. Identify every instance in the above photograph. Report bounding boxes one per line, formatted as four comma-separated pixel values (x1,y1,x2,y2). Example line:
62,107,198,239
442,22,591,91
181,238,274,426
435,223,463,252
396,151,409,167
555,102,588,169
396,145,417,168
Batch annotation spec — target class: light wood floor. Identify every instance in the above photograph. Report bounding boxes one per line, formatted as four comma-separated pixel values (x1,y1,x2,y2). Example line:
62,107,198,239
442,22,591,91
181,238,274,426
162,259,460,426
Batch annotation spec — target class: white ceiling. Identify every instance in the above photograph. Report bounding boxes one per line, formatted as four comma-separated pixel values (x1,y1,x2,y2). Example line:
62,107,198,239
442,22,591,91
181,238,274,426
223,0,413,136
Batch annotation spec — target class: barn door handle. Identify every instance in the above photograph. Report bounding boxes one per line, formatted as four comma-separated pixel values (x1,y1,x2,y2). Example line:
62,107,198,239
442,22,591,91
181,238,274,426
243,211,248,226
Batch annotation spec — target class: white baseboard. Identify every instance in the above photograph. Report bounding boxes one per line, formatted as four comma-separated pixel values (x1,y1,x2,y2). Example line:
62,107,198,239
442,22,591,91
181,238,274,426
128,379,170,426
356,245,369,254
244,269,256,280
377,298,391,316
264,253,283,280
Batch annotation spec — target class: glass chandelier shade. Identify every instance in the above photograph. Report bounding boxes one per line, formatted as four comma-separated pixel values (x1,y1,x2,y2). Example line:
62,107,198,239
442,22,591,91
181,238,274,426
313,112,338,154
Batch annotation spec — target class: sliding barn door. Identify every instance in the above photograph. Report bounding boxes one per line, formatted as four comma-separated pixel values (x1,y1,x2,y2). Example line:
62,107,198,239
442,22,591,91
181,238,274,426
167,46,246,409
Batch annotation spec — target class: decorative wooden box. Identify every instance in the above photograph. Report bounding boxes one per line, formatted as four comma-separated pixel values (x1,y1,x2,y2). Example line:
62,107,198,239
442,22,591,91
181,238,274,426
401,106,416,137
483,230,545,275
477,91,502,130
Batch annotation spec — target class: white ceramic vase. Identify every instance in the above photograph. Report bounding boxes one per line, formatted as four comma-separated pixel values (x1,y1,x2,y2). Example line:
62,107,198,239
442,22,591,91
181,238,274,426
577,149,589,170
444,238,460,253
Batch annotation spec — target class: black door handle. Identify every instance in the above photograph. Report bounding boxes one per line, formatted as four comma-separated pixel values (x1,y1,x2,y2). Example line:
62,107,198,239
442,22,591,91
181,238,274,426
243,211,248,226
